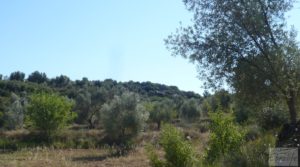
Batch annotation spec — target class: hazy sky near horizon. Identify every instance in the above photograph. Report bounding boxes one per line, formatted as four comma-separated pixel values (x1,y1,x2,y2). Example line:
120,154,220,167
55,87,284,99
0,1,299,94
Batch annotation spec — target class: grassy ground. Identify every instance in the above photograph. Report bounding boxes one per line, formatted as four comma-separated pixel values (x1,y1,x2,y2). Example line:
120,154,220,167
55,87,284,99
0,124,209,167
0,147,150,167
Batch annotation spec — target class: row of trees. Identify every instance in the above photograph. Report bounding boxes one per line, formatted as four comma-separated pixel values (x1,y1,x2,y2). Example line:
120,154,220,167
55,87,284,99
11,91,200,145
0,73,289,165
0,73,236,132
1,71,201,99
0,71,205,130
2,81,272,166
5,71,47,83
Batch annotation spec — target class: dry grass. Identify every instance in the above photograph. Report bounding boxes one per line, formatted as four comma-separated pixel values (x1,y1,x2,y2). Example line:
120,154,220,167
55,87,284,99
0,129,30,139
0,147,150,167
0,124,209,167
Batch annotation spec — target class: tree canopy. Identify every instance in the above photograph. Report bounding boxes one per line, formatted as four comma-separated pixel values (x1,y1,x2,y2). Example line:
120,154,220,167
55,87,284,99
101,92,148,144
27,71,48,84
9,71,25,81
166,0,300,123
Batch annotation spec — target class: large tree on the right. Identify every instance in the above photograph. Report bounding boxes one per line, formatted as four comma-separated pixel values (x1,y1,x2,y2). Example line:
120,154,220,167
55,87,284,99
166,0,300,124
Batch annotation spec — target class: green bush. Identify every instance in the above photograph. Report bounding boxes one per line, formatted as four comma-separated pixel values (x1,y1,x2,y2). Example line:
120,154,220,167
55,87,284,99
205,112,244,164
223,134,275,167
146,144,167,167
26,92,76,140
147,124,199,167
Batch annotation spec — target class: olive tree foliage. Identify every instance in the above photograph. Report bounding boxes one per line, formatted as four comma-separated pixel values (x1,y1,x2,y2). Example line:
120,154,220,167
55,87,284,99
26,93,75,139
75,77,89,88
101,92,149,144
73,83,125,127
71,80,126,128
233,103,251,124
4,93,27,129
179,99,201,121
27,71,48,84
148,99,174,130
166,0,300,124
214,90,231,112
49,75,71,87
9,71,25,81
0,96,9,128
200,90,231,115
74,88,92,124
258,103,289,130
87,85,124,128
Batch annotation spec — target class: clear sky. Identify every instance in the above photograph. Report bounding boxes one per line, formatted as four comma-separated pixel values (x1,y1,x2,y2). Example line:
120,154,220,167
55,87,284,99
0,1,299,94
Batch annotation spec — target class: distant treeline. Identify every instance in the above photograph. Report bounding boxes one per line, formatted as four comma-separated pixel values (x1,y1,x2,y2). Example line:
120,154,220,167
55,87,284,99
0,71,200,99
0,71,208,129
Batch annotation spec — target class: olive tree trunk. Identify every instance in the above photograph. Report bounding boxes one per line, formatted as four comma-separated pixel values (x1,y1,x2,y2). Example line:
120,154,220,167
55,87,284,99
287,91,297,125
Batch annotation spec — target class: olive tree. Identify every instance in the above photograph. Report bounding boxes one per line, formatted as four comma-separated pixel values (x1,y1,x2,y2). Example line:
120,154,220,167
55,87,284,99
166,0,300,124
148,100,174,130
9,71,25,81
73,88,91,124
180,99,201,121
27,71,48,84
26,93,75,139
5,93,26,129
49,75,71,87
101,92,148,145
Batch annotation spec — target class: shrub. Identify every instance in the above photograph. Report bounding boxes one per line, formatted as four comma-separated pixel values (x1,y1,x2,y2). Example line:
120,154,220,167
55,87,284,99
223,134,275,167
205,112,244,164
147,124,199,167
26,92,76,140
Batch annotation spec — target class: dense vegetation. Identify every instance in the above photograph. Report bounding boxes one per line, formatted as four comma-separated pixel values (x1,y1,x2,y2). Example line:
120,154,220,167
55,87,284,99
0,71,201,131
1,0,299,166
167,0,300,147
0,70,285,166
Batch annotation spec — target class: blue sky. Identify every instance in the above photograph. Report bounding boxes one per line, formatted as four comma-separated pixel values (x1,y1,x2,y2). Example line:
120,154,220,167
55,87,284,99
0,1,299,94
